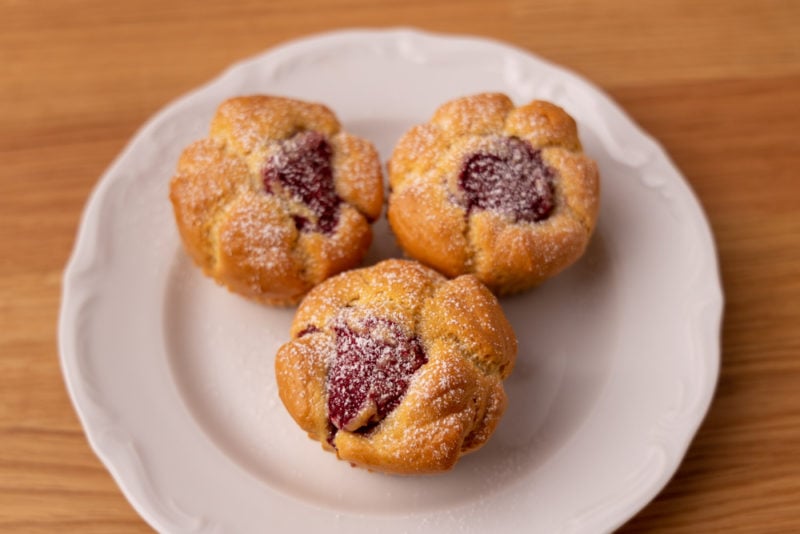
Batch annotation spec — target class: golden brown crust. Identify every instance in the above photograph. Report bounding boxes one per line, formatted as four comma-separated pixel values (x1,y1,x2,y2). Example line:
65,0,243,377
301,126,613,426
275,259,517,474
170,95,384,305
388,92,600,295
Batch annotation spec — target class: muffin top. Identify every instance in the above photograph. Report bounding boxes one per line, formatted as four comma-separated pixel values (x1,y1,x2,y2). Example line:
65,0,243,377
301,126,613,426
388,92,600,294
170,95,384,305
275,259,517,474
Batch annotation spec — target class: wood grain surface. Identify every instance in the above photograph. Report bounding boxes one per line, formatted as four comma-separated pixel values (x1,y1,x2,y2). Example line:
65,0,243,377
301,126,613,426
2,1,799,532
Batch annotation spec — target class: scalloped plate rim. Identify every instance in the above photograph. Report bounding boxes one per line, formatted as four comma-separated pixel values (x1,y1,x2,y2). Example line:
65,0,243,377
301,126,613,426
58,27,723,534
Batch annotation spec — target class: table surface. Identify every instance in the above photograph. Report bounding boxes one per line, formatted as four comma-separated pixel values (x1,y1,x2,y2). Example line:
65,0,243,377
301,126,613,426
2,1,799,532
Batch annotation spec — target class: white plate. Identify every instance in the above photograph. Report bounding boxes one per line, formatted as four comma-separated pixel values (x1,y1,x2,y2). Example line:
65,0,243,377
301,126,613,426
59,29,722,534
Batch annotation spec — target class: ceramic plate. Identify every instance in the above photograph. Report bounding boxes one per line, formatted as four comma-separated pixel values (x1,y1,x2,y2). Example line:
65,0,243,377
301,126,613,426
59,29,722,533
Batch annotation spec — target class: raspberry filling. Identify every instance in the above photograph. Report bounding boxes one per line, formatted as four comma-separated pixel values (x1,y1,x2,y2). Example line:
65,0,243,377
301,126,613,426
327,317,427,432
458,136,556,223
263,130,341,234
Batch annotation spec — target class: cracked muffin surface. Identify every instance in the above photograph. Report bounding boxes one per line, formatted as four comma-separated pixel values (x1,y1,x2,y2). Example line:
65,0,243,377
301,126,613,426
387,92,600,295
275,259,517,474
170,95,383,305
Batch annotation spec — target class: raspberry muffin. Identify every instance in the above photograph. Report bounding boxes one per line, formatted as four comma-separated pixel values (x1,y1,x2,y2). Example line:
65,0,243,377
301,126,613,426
388,93,600,295
275,259,517,474
170,95,383,305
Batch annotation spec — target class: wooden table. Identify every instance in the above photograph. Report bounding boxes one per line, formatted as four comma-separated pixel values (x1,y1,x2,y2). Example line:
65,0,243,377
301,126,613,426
2,1,798,532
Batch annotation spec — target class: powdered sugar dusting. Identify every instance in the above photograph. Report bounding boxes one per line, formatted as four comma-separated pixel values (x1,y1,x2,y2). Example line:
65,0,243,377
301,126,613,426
276,259,516,473
458,136,555,223
218,197,296,274
171,96,386,302
386,92,599,294
263,130,341,234
327,314,427,431
432,93,512,136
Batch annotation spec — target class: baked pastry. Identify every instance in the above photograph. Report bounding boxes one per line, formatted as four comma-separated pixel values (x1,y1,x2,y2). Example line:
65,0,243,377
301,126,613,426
275,259,517,474
387,92,600,295
170,95,383,305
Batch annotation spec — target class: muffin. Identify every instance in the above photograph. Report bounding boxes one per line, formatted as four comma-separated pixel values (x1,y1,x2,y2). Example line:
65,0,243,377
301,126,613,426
170,95,383,305
387,92,600,295
275,259,517,474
